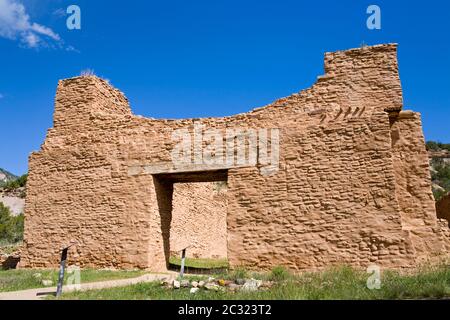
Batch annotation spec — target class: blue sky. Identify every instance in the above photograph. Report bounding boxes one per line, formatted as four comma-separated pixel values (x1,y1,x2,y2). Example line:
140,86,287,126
0,0,449,175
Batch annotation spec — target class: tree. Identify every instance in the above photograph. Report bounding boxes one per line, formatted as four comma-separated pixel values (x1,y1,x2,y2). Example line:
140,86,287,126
2,174,27,191
0,203,24,244
427,141,450,152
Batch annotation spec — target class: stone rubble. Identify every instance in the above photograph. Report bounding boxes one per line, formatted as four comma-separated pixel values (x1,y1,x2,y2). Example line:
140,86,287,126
163,277,274,293
41,279,53,287
190,287,199,294
0,250,21,270
241,278,263,291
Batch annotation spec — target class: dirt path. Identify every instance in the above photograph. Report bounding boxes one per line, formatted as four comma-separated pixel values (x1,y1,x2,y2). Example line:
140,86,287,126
0,272,176,300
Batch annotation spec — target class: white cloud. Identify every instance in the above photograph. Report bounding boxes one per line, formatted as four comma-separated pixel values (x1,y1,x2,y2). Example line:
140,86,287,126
0,0,61,48
30,22,60,41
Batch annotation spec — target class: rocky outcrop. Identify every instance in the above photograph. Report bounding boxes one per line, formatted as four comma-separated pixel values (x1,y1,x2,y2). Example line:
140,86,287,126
0,187,25,216
429,150,450,163
0,169,17,185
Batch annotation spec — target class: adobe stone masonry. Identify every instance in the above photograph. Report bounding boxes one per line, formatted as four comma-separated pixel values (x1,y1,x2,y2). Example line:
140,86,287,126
21,44,450,271
170,182,227,259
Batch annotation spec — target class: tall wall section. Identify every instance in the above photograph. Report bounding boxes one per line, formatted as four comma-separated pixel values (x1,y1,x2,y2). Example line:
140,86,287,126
389,111,449,261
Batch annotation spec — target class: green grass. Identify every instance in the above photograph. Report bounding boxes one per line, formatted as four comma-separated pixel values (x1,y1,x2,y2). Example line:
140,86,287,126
56,264,450,300
169,256,229,269
0,269,146,293
0,242,21,255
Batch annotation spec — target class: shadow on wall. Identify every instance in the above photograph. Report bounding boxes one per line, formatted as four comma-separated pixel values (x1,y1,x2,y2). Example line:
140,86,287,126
153,176,173,268
1,255,20,270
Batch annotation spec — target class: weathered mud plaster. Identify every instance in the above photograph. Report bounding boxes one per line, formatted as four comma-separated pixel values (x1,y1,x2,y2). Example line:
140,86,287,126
21,44,450,271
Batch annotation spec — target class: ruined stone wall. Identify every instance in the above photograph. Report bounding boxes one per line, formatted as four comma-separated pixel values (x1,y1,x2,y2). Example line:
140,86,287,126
389,111,449,261
227,111,417,270
21,44,449,271
170,182,227,259
22,77,156,269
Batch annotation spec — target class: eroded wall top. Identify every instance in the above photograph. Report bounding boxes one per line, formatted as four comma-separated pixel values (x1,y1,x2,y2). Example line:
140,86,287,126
48,44,403,137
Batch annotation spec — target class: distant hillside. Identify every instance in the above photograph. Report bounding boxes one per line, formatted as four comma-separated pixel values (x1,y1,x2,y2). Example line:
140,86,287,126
427,141,450,201
426,141,450,152
0,170,27,216
0,169,17,186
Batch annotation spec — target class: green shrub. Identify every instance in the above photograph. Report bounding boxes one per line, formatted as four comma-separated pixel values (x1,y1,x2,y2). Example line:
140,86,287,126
432,163,450,199
427,141,440,151
0,203,24,244
427,141,450,152
430,157,450,201
228,267,249,281
433,188,447,202
2,174,27,191
269,266,291,281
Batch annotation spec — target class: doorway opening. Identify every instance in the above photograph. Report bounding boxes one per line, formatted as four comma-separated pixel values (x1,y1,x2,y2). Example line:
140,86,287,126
153,170,228,271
